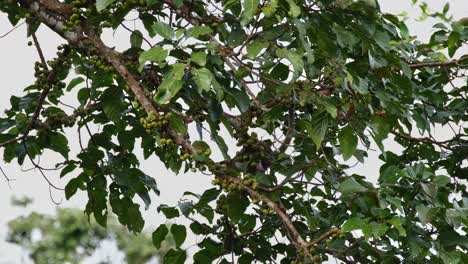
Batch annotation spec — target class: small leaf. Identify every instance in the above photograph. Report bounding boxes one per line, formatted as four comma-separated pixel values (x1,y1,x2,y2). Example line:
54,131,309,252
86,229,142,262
96,0,116,12
246,41,268,59
342,217,368,232
192,68,213,93
60,163,77,178
154,63,186,104
191,51,207,66
66,77,84,91
305,111,329,149
169,114,188,135
130,30,144,48
338,177,367,194
447,32,461,57
152,224,169,249
240,0,259,26
153,22,175,40
286,0,300,18
388,217,407,237
185,26,213,39
47,132,70,159
225,191,249,223
339,126,358,160
138,46,168,71
158,205,180,219
163,249,186,264
362,222,389,239
171,224,187,248
262,0,278,17
65,177,81,200
276,49,303,80
333,24,359,49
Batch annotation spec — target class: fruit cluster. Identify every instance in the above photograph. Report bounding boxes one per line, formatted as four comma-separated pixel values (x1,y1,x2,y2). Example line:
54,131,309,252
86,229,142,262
211,174,258,193
235,132,270,172
215,194,227,214
139,111,171,134
220,178,243,192
87,55,114,73
325,227,343,243
42,111,75,128
33,45,71,91
64,0,90,31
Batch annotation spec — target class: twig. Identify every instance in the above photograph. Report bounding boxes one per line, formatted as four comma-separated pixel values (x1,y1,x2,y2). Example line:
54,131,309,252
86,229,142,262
0,21,26,38
409,57,467,69
0,32,52,147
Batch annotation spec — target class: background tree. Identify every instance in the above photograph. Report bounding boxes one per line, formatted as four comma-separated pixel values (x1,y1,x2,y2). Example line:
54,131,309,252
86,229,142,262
7,197,173,264
0,0,467,263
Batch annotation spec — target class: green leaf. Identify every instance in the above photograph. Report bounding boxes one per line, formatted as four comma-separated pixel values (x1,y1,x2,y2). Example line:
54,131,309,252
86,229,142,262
305,111,329,149
388,217,407,237
101,86,125,123
225,191,249,223
416,205,437,224
447,32,461,57
240,0,259,26
130,30,143,48
246,41,268,59
163,249,186,264
362,222,389,239
60,163,77,178
333,24,359,49
153,22,175,40
262,0,278,17
171,224,187,248
379,165,401,184
286,0,300,18
191,51,207,66
338,177,367,194
138,46,168,71
96,0,116,12
342,217,368,232
433,175,451,187
276,49,303,80
158,205,180,219
169,114,187,135
294,19,315,64
47,132,70,159
66,77,84,91
146,0,158,6
185,26,213,39
192,68,213,93
65,176,82,200
154,63,186,104
152,224,169,249
339,126,358,160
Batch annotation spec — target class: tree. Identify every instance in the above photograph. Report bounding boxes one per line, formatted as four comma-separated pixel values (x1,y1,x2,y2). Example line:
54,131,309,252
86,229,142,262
7,197,173,264
0,0,467,263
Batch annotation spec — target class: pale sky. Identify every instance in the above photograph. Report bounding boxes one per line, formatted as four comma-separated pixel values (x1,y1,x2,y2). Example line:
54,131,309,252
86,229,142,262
0,0,466,263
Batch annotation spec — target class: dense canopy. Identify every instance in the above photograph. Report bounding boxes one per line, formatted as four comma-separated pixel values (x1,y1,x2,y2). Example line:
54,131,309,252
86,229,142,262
0,0,467,263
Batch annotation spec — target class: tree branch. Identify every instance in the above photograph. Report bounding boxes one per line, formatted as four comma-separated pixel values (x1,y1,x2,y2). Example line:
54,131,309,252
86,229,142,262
409,57,467,69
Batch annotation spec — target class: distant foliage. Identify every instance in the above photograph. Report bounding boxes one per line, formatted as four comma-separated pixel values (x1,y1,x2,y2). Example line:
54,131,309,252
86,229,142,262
7,202,171,263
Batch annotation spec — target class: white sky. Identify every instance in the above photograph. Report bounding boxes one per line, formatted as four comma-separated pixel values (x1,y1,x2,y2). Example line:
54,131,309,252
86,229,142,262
0,0,466,263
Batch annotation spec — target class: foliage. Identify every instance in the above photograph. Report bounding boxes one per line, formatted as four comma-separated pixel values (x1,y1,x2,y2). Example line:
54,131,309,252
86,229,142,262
0,0,467,263
6,199,172,264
